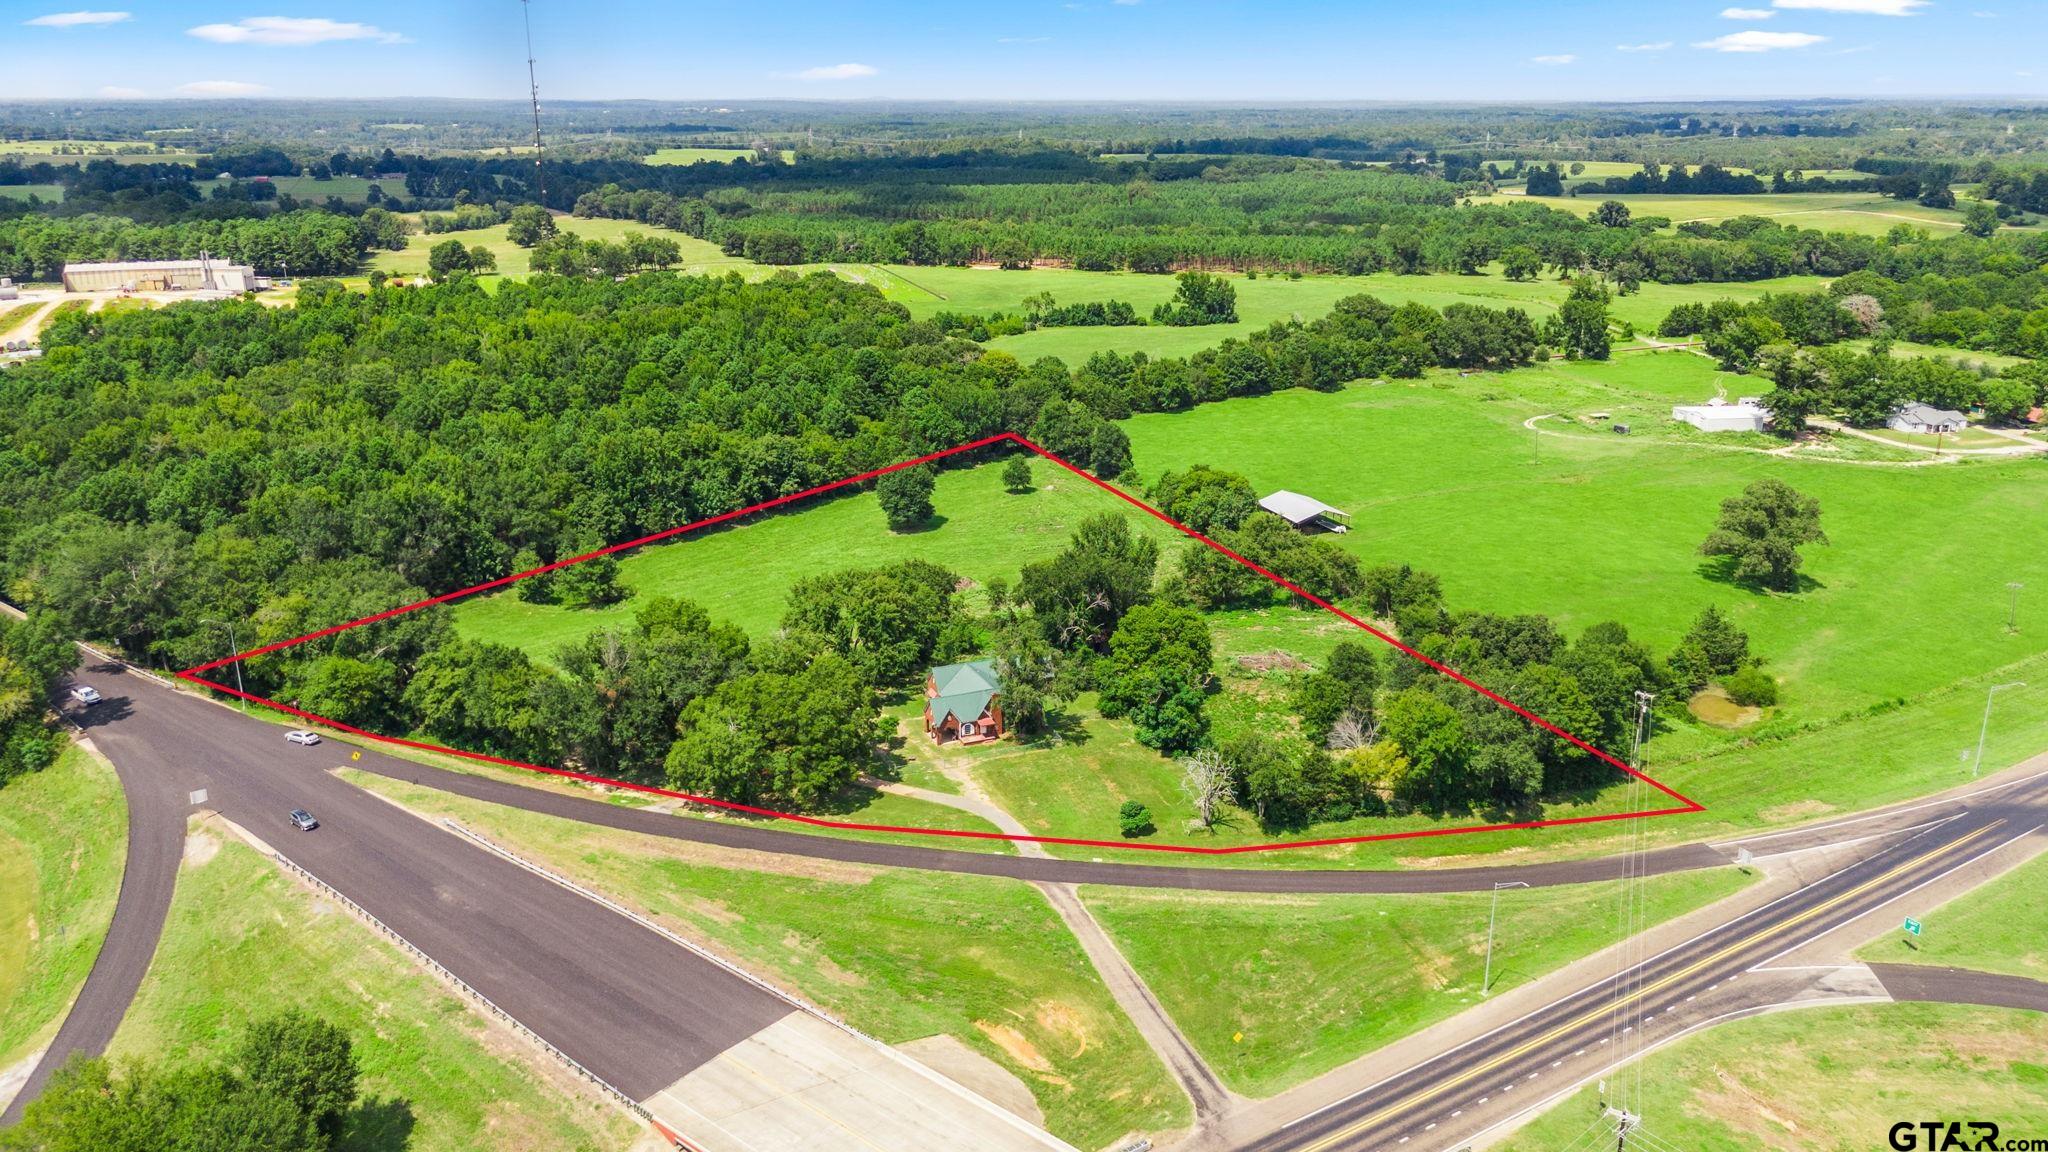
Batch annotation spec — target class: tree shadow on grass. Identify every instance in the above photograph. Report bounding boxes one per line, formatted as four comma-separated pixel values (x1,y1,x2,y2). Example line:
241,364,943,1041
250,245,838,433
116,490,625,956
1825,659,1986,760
1025,708,1093,748
1694,555,1824,595
889,512,951,535
339,1095,416,1152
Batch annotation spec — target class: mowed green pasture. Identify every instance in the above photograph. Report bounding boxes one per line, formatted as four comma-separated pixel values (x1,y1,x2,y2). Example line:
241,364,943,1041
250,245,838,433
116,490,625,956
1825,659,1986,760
109,826,637,1152
643,146,795,165
452,456,1181,653
1124,358,2048,723
350,775,1191,1148
0,748,127,1070
1475,190,1988,236
874,264,1827,363
0,184,63,202
1082,866,1752,1095
359,216,747,283
1857,851,2048,981
1498,1004,2048,1152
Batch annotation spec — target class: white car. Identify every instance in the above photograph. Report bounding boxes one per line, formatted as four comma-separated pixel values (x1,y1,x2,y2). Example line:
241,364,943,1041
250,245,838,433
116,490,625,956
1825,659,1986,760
69,685,102,706
285,730,322,746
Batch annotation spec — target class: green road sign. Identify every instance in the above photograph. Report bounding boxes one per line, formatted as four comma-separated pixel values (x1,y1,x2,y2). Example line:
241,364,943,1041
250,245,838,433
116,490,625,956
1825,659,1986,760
1904,918,1923,936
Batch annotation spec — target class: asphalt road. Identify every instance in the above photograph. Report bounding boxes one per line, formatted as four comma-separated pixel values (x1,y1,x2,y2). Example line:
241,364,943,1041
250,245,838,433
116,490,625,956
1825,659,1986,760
0,727,185,1127
27,661,793,1105
1241,798,2048,1152
1870,962,2048,1014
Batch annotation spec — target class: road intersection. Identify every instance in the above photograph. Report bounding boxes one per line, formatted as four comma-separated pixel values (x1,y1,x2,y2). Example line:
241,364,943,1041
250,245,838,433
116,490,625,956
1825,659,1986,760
8,657,2046,1150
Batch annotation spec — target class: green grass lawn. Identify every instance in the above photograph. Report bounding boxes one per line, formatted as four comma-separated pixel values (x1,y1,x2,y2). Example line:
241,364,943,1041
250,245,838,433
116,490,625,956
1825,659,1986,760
0,184,63,202
1082,866,1751,1096
1497,1003,2048,1152
452,455,1180,651
1474,191,1990,237
108,824,636,1152
1856,851,2048,981
874,264,1825,364
347,774,1191,1149
643,147,795,165
248,174,380,202
361,217,746,284
0,748,126,1071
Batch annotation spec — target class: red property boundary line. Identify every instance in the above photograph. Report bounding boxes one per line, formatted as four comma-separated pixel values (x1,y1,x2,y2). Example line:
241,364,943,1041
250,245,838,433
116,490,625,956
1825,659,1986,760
175,431,1703,855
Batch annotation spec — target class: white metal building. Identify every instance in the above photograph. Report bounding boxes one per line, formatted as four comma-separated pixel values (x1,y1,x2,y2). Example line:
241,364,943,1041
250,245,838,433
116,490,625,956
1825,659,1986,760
61,258,259,294
1258,490,1350,533
1672,397,1770,433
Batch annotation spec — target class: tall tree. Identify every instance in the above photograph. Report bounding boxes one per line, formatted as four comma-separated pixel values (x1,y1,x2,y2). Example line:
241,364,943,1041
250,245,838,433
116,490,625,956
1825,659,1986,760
1700,479,1827,592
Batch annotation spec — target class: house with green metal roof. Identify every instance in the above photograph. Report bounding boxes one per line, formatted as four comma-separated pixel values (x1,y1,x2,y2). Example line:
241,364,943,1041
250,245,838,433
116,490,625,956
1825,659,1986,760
924,659,1005,744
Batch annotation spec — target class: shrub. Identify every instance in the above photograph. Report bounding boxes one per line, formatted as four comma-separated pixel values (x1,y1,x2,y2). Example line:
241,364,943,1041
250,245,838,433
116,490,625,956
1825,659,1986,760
1723,666,1779,707
1118,800,1154,838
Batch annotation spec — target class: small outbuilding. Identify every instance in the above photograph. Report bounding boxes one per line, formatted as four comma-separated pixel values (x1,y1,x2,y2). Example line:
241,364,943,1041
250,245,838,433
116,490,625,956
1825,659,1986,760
1889,402,1966,435
924,660,1004,745
1258,490,1350,534
1672,397,1770,433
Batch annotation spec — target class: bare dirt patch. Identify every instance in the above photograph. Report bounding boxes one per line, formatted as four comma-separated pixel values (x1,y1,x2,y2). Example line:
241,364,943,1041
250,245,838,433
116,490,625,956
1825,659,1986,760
974,1019,1065,1083
1236,650,1311,674
900,1034,1047,1126
181,828,220,868
1758,799,1836,824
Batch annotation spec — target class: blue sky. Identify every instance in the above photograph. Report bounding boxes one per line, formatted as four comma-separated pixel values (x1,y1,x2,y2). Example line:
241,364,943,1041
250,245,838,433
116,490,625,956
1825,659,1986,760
9,1,2044,102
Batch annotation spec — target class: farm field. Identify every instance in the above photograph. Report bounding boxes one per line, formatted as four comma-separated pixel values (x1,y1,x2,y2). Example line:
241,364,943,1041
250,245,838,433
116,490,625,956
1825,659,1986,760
350,774,1191,1149
874,264,1827,363
108,824,639,1152
643,146,795,165
0,184,63,202
1475,190,1992,236
0,747,126,1071
1496,1004,2048,1152
1856,851,2048,981
1081,866,1752,1095
235,174,381,202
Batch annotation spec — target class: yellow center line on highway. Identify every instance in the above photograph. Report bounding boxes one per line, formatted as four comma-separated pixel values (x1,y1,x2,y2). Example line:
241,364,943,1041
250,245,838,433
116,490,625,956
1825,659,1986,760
1299,819,2005,1152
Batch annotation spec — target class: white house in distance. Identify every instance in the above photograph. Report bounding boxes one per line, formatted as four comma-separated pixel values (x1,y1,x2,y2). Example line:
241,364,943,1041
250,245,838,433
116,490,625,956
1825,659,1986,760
1889,402,1966,435
1258,490,1350,534
1672,396,1771,433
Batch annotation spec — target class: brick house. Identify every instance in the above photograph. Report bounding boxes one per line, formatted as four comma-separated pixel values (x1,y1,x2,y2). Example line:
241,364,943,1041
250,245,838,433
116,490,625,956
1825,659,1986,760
924,660,1004,744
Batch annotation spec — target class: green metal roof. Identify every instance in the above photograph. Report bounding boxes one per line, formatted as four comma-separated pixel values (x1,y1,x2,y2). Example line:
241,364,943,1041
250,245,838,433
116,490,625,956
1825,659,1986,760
928,660,1000,727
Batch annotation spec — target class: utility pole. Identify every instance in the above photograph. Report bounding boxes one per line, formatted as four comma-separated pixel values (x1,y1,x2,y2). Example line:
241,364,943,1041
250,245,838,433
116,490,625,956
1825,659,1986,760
1972,681,2026,778
1604,1107,1641,1152
522,0,545,204
1481,880,1529,996
1629,689,1656,768
2007,581,2024,634
202,618,246,709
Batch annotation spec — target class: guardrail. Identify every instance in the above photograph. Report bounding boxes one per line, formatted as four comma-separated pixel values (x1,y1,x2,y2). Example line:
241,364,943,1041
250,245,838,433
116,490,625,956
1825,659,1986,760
267,849,669,1139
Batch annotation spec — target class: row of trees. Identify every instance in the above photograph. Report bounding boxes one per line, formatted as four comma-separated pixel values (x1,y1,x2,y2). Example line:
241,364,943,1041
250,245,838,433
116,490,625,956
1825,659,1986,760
0,209,406,281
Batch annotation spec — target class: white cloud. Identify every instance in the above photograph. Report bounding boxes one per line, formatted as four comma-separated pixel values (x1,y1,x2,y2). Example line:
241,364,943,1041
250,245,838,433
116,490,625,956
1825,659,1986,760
1771,0,1928,13
98,85,147,98
793,62,878,81
1112,0,1142,6
1694,29,1828,50
175,79,270,96
24,10,130,26
1721,6,1776,17
1615,40,1673,51
1530,53,1577,64
187,16,407,45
